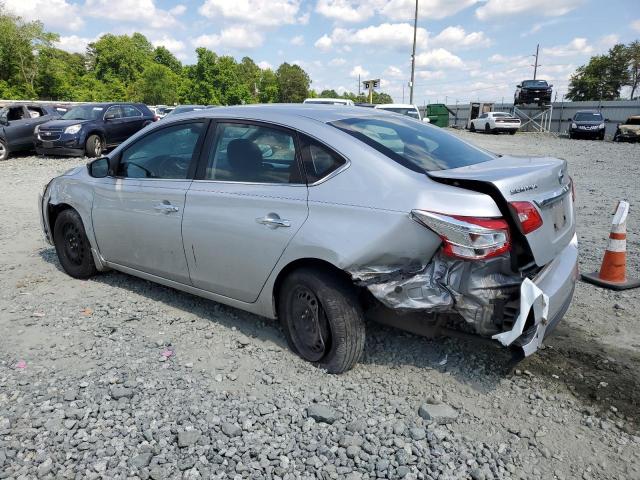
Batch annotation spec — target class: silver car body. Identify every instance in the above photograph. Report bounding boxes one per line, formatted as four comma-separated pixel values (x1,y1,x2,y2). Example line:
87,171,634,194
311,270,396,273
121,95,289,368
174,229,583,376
39,105,578,355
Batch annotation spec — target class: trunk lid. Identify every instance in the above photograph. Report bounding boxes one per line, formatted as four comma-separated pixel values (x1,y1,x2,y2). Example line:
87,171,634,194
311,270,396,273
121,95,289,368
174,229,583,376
429,156,575,267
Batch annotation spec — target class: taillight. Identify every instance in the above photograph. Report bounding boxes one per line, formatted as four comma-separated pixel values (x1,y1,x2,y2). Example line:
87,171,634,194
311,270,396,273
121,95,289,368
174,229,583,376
411,210,510,260
153,115,160,122
509,201,543,234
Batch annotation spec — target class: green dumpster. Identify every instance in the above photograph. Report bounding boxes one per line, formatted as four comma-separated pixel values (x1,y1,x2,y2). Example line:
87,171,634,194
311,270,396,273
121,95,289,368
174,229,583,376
426,103,450,127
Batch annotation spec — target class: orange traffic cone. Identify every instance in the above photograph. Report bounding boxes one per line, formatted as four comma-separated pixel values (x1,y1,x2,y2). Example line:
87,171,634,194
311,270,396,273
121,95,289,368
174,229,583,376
582,200,640,290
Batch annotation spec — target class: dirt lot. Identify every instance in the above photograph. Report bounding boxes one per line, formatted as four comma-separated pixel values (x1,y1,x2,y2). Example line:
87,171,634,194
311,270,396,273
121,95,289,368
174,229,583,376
1,132,639,480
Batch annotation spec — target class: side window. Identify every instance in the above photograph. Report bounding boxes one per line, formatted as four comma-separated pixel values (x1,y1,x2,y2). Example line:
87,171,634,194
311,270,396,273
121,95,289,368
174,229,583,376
7,107,26,121
27,106,45,118
123,105,142,118
105,106,123,119
299,135,346,183
205,122,302,184
118,122,204,179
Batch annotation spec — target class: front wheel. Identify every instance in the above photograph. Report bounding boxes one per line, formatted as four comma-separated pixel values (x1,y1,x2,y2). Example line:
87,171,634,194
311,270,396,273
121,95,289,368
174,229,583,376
0,138,8,161
469,123,476,132
53,209,98,279
85,134,103,158
485,123,492,134
278,267,365,373
509,130,516,135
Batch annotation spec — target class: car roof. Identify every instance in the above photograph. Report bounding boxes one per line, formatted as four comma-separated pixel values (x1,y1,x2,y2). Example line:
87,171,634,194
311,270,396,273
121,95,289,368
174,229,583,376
163,103,390,124
575,110,601,114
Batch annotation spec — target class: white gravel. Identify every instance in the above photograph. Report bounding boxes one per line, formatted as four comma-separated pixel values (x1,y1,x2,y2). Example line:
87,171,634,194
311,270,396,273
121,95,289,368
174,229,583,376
1,133,639,480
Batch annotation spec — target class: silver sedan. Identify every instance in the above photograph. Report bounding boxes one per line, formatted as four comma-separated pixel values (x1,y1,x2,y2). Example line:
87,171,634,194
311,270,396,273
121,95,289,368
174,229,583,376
39,105,578,373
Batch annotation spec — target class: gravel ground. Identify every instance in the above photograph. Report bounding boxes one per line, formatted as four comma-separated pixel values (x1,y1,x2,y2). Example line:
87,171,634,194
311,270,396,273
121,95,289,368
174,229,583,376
1,133,639,480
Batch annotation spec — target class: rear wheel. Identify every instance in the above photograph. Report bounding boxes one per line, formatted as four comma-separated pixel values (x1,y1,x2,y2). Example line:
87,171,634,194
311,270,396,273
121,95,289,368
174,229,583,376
509,130,516,135
0,139,8,161
278,267,365,373
85,134,103,158
53,209,98,279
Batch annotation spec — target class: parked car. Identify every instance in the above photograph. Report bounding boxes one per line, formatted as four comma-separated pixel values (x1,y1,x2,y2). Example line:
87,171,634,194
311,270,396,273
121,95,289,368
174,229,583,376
0,103,60,160
40,105,577,373
303,98,354,106
514,79,552,106
613,115,640,143
35,103,156,157
469,112,521,134
374,103,429,122
568,111,606,140
163,105,207,118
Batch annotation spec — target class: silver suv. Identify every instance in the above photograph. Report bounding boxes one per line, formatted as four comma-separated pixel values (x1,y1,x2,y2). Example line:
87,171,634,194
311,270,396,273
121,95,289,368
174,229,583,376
39,105,578,373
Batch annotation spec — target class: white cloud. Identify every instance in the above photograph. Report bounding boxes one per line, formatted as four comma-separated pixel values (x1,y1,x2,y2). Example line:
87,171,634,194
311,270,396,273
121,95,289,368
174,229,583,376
543,37,593,57
85,0,181,28
380,0,479,21
415,48,465,69
350,65,370,78
4,0,83,30
431,26,491,50
291,35,305,46
169,4,187,15
329,57,347,66
55,35,95,53
315,0,372,23
384,66,404,78
193,27,264,49
476,0,583,20
315,35,333,51
632,19,640,33
314,23,428,52
257,60,273,70
598,34,619,50
152,36,186,56
416,70,445,80
199,0,302,27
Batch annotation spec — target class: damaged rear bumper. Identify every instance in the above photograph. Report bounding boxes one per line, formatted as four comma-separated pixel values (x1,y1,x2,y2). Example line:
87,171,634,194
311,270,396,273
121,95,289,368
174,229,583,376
351,234,578,355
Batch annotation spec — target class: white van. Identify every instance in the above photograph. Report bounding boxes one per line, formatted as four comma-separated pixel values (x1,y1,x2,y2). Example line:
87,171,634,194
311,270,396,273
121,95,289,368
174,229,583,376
303,98,355,106
374,103,429,122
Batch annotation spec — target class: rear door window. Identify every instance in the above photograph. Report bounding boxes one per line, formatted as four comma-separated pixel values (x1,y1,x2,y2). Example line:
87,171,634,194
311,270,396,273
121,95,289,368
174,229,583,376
123,105,142,118
331,115,495,172
299,134,346,183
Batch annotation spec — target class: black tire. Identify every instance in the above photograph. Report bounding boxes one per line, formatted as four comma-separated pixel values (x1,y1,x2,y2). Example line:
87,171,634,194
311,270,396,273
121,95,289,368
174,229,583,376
53,209,98,279
85,134,103,158
0,138,8,161
509,130,516,135
469,122,476,132
599,133,605,141
569,133,574,140
278,267,365,374
485,123,492,134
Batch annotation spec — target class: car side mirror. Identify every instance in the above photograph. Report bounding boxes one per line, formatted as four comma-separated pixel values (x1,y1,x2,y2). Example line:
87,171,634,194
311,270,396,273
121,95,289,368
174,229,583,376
516,85,522,88
88,157,110,178
567,117,571,121
104,113,116,121
605,118,610,122
0,116,8,126
549,84,553,88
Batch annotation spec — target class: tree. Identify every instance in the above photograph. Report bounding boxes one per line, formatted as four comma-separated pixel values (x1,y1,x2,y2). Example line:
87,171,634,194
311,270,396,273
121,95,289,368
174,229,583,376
258,69,279,103
88,33,153,86
276,63,310,103
153,46,182,75
36,48,86,100
131,64,179,105
566,43,631,101
627,40,640,99
319,89,339,98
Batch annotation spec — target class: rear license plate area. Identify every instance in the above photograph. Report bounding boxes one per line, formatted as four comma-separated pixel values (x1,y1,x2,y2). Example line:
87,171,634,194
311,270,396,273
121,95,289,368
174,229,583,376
43,141,53,148
550,199,567,231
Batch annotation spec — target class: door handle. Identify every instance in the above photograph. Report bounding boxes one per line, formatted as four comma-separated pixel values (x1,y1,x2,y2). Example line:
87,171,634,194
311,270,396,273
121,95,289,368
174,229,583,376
154,202,179,214
256,213,291,229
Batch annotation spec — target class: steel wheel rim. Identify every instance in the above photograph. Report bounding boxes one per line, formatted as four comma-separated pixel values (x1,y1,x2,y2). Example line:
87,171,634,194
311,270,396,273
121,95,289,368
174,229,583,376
62,223,85,266
94,138,102,156
0,142,6,158
289,286,330,362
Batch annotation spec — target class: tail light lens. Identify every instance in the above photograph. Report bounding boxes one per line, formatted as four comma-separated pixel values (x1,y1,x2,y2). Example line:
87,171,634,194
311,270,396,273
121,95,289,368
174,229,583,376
509,201,543,234
153,115,160,122
411,210,510,260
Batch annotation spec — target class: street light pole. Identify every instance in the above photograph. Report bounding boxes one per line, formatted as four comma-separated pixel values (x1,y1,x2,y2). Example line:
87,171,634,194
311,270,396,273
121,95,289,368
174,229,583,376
409,0,418,105
533,43,539,80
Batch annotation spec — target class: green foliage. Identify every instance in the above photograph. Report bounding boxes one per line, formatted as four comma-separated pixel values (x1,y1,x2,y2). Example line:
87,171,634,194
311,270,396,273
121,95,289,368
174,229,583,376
0,5,399,106
276,63,310,103
567,42,638,100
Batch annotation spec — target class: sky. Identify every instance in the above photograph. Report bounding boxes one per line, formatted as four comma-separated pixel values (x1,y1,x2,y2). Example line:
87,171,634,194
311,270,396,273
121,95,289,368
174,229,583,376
5,0,640,104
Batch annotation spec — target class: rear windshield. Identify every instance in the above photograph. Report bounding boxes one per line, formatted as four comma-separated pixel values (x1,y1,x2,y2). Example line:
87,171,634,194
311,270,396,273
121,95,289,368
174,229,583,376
378,107,420,119
330,116,495,172
522,80,548,87
62,105,105,120
575,112,603,121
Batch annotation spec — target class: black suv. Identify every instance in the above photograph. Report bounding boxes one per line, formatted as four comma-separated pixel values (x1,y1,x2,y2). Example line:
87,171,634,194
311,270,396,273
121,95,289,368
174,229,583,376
35,103,155,157
514,80,552,106
568,111,606,140
0,103,61,161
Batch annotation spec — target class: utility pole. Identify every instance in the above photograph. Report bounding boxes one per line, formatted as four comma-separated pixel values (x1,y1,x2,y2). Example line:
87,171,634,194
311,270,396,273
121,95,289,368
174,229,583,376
409,0,418,105
358,74,361,96
402,84,405,103
532,43,539,80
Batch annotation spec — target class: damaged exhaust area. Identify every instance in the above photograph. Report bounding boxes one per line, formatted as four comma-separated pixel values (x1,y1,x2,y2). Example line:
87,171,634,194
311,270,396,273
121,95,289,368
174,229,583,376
350,252,528,338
